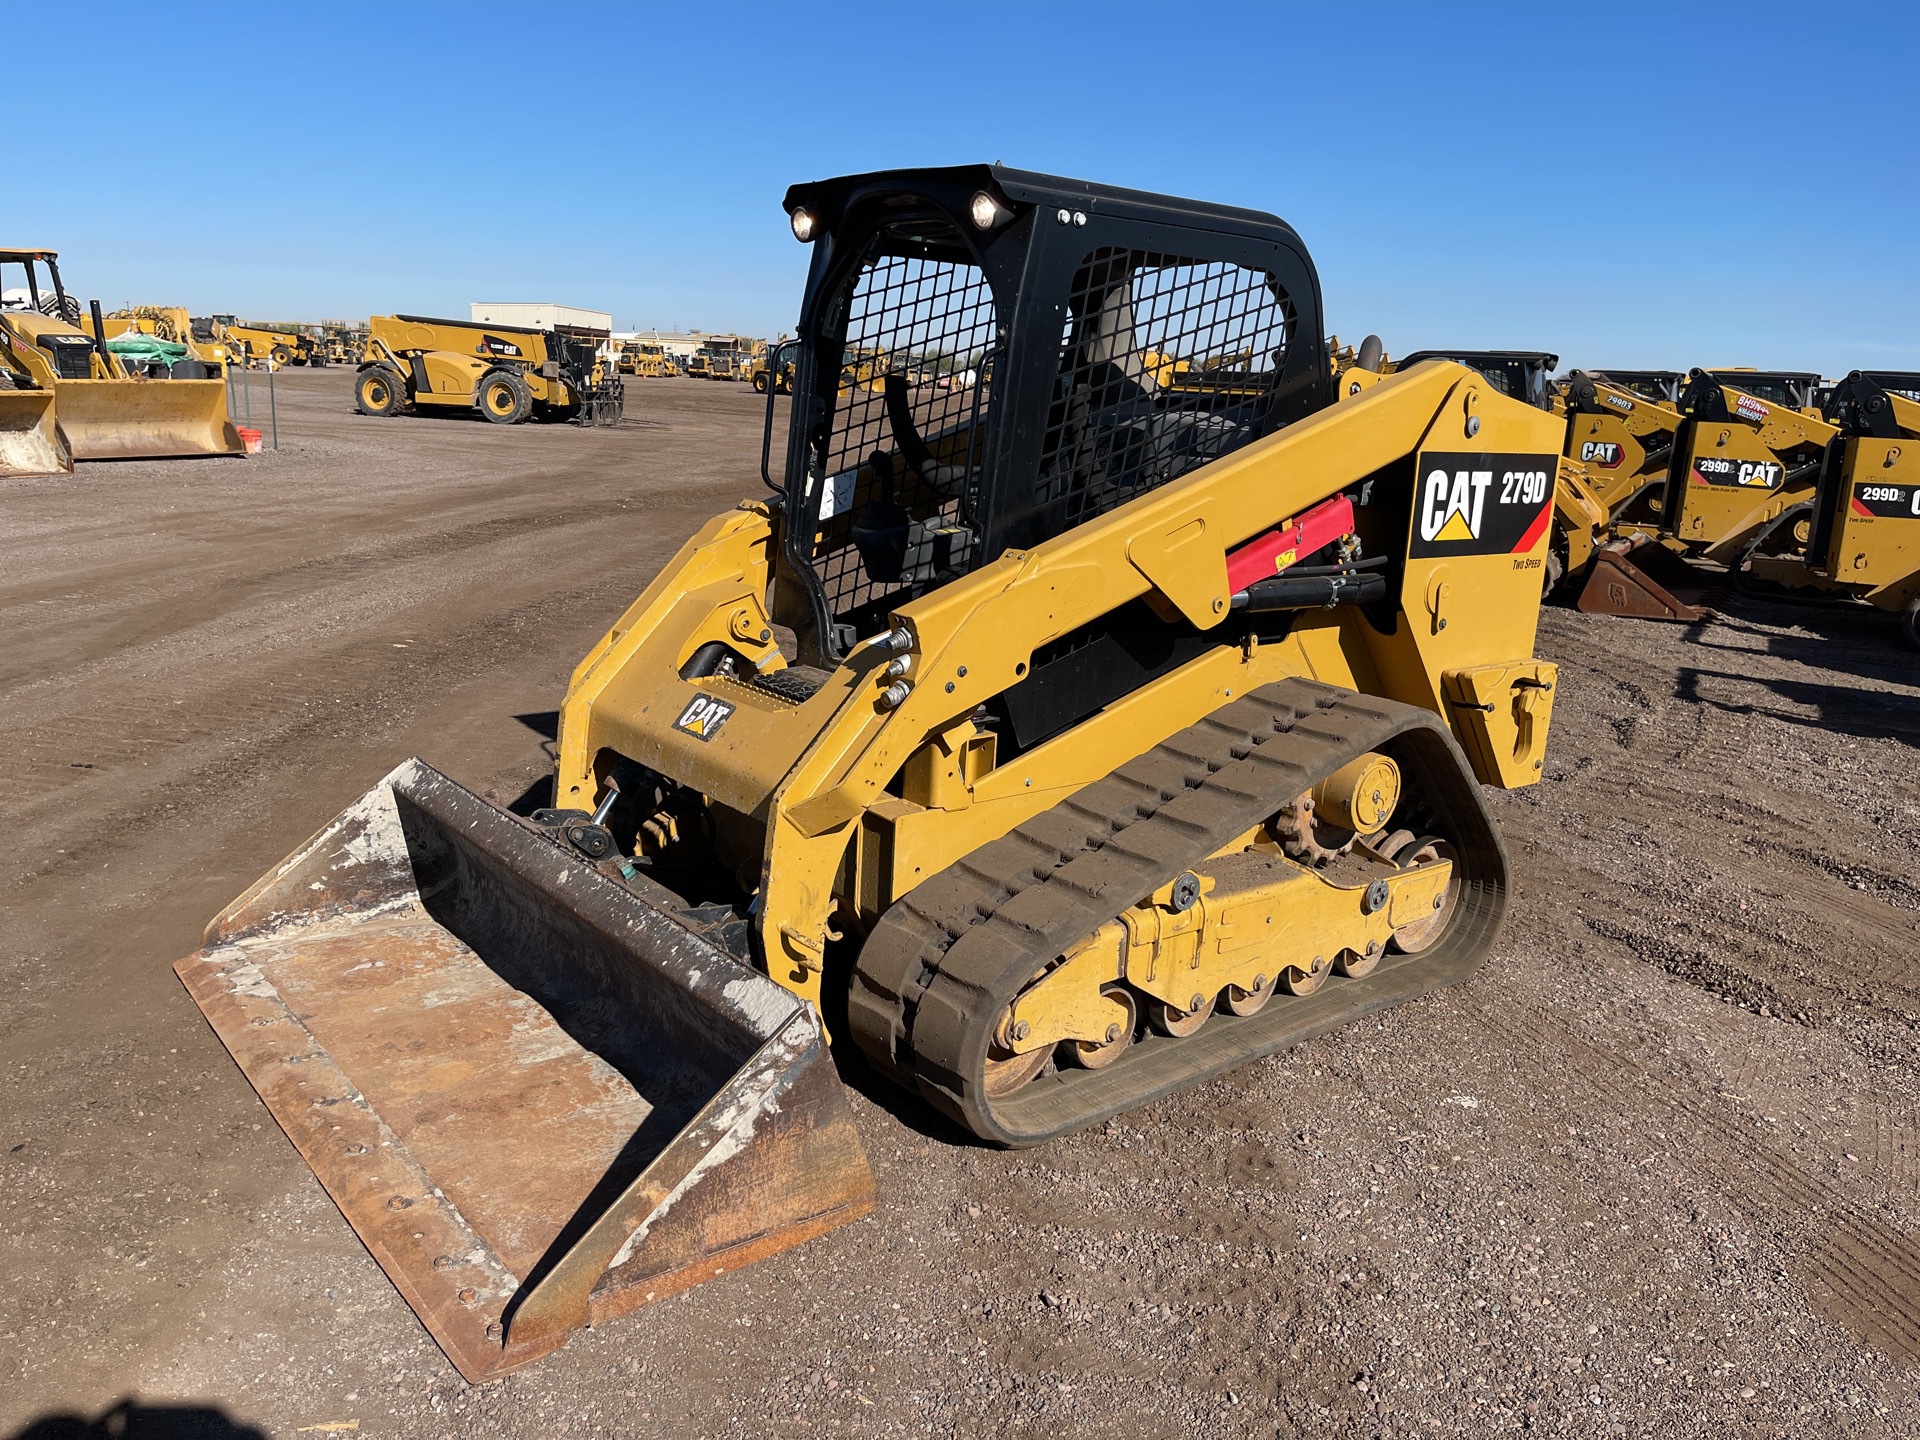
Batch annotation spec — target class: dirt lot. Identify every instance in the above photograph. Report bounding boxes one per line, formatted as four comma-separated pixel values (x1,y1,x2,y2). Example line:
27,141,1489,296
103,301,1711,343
3,369,1918,1439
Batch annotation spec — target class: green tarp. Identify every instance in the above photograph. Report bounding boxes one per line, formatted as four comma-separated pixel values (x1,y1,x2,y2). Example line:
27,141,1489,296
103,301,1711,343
104,334,191,366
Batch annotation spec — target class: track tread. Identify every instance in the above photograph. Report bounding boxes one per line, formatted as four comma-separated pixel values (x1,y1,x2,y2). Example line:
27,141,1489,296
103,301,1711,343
849,678,1511,1145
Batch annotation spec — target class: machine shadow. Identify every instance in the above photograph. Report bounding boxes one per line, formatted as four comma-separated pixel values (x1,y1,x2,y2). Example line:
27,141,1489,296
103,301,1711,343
10,1399,269,1440
514,709,560,739
1674,666,1920,745
1686,601,1910,680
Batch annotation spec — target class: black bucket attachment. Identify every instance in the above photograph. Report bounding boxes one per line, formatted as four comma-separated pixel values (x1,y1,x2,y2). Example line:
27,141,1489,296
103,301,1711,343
175,759,873,1382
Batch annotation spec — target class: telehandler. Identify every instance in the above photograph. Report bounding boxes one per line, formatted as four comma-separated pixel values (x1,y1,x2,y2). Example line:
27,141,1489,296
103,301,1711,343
0,247,244,475
222,319,320,368
354,314,623,425
177,166,1563,1382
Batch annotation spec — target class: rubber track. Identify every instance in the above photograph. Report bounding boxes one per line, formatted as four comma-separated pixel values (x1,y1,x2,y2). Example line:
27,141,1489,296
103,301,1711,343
848,677,1511,1147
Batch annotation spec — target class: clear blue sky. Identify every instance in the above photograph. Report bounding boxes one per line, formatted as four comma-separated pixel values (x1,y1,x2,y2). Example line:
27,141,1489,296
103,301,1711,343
21,2,1920,374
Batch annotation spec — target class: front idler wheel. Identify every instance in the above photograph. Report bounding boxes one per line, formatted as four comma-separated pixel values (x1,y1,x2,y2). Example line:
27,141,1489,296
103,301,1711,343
982,1042,1050,1097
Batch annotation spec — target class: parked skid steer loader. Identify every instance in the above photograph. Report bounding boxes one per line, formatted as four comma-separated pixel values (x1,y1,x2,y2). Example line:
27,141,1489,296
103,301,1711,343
356,314,624,426
1558,370,1713,620
1738,371,1920,646
0,248,244,474
177,166,1563,1382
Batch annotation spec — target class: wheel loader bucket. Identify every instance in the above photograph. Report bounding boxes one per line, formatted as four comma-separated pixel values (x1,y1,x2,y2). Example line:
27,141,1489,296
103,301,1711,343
54,377,244,460
173,759,874,1383
0,387,71,477
1575,536,1714,622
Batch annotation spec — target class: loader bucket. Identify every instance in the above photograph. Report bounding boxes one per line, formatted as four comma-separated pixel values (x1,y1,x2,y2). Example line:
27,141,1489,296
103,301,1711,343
1575,536,1714,623
54,377,244,460
0,387,71,477
174,759,874,1383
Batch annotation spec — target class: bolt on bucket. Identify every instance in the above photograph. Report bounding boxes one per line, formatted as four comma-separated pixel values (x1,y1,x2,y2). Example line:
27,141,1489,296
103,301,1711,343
174,759,874,1382
1575,535,1714,622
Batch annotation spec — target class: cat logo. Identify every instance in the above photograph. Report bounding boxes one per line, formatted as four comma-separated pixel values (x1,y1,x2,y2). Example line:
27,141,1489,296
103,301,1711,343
1692,456,1782,488
1420,467,1494,544
477,334,524,358
673,693,736,741
1409,452,1556,559
1579,441,1624,468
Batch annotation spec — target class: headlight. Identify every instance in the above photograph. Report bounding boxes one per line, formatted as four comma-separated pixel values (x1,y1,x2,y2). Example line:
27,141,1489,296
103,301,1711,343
969,190,1010,231
790,207,818,242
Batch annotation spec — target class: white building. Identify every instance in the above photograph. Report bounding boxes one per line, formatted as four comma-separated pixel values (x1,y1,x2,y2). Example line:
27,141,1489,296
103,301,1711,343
469,303,613,334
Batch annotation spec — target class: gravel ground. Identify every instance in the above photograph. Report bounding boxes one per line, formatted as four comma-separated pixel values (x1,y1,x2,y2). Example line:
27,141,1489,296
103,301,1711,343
3,369,1917,1439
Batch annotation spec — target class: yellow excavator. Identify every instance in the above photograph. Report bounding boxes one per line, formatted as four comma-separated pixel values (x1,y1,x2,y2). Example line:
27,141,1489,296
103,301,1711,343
0,247,244,476
177,165,1563,1382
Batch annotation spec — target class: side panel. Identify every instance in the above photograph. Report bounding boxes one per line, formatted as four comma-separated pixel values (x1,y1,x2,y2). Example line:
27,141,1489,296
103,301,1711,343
1831,442,1920,599
1668,423,1817,560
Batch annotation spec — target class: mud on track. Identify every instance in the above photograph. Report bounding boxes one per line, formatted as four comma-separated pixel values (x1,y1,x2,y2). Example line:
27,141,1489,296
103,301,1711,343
3,369,1917,1438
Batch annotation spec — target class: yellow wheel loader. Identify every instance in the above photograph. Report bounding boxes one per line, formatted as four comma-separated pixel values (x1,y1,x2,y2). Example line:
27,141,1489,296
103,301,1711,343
355,314,624,426
624,342,678,378
750,350,795,394
176,166,1563,1382
0,248,243,475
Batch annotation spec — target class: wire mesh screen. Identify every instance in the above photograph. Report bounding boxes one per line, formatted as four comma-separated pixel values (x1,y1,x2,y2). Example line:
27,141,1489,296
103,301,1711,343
806,233,999,635
1037,250,1293,529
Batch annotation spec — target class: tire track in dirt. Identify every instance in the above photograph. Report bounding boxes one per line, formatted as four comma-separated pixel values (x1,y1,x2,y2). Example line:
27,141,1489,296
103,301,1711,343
1503,1006,1920,1365
0,490,717,813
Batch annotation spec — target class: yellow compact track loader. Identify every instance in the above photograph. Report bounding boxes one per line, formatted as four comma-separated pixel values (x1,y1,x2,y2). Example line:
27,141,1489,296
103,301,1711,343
355,315,624,426
0,248,243,474
1733,371,1920,646
177,166,1563,1381
1556,369,1713,621
1582,368,1835,618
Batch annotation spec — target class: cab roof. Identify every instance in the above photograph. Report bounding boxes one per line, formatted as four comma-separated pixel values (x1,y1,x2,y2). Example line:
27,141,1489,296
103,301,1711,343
783,164,1307,250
